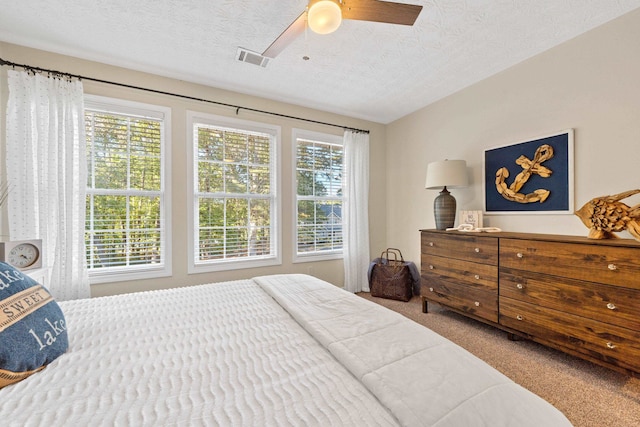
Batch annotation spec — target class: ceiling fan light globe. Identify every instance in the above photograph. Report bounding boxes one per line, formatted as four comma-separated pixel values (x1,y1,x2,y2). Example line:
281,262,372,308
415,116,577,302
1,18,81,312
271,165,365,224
308,0,342,35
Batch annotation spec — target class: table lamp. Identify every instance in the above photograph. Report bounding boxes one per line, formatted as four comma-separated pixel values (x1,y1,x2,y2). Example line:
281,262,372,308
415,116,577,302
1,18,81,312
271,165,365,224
425,159,468,230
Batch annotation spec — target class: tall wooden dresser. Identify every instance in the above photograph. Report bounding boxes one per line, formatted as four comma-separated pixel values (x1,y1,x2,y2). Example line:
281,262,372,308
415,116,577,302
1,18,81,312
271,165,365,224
420,229,640,376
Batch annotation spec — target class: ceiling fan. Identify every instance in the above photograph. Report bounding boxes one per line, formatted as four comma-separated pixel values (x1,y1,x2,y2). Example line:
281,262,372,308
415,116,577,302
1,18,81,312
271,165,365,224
261,0,423,58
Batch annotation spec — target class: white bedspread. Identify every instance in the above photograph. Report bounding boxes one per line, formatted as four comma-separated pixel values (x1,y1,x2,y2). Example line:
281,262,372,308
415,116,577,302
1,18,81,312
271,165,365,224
254,274,572,427
0,274,572,426
0,278,399,426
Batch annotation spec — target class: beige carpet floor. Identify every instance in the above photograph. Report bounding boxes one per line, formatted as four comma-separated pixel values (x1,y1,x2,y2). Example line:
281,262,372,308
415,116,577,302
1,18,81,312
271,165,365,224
357,293,640,427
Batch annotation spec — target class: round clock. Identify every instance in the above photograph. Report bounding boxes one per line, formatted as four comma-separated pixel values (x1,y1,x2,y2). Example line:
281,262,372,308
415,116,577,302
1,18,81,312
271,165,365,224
0,239,43,270
9,243,40,269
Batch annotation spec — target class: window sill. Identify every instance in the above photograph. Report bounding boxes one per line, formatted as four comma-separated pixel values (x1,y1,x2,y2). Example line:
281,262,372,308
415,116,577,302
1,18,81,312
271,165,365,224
89,265,172,285
188,256,281,274
293,252,343,263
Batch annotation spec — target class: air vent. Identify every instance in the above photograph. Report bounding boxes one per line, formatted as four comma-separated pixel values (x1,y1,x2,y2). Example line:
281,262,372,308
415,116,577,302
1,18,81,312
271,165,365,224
236,48,270,68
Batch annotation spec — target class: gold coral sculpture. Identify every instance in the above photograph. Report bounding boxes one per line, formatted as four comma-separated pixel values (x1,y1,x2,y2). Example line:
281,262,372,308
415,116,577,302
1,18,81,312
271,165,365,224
575,189,640,242
495,144,554,203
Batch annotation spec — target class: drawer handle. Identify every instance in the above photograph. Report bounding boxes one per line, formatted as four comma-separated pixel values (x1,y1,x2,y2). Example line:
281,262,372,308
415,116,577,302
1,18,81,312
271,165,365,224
474,301,480,307
474,247,480,253
608,263,617,271
606,342,616,349
429,265,434,270
429,287,434,292
429,242,434,247
516,283,524,290
516,315,523,321
606,302,617,310
474,274,480,280
516,252,524,258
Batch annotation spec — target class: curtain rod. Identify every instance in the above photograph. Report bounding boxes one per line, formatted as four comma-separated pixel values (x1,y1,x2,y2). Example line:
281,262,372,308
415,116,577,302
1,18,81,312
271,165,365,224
0,58,369,134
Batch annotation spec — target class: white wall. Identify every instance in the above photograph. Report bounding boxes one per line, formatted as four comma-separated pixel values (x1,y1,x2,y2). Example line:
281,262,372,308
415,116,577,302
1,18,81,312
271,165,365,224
386,8,640,266
0,42,387,296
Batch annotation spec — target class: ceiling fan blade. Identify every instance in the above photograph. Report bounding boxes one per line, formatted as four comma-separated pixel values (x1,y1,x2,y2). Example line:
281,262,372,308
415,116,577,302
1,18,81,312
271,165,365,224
341,0,423,26
262,11,307,58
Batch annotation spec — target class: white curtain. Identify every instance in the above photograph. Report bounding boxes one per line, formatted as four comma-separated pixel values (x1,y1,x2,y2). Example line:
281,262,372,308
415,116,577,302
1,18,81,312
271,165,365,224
342,130,370,293
5,70,90,300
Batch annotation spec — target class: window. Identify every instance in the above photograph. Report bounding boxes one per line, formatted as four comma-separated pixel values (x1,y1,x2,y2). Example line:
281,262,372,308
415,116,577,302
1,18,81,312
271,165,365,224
84,95,171,283
188,112,280,273
293,129,343,261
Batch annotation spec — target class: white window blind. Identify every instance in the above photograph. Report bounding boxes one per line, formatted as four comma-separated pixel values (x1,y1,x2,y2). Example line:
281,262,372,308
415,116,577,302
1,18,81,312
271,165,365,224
85,96,171,282
294,130,343,261
189,112,280,272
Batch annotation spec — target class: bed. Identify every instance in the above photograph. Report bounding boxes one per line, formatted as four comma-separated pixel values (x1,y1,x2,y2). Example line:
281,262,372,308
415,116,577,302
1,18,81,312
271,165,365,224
0,274,572,426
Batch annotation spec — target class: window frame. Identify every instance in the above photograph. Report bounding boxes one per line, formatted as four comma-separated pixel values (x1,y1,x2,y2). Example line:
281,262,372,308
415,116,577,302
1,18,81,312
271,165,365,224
84,94,172,284
187,111,281,274
292,128,344,263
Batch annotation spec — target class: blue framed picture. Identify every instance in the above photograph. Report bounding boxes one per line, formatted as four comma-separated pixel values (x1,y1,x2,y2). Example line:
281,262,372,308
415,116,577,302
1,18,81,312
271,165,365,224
484,130,574,214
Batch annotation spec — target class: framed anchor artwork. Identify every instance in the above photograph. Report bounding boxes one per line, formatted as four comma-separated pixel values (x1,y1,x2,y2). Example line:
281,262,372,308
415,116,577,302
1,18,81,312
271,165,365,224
483,129,574,214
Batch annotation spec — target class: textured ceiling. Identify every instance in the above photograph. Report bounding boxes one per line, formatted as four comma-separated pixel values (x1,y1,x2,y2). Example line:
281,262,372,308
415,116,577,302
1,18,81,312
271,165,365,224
1,0,640,124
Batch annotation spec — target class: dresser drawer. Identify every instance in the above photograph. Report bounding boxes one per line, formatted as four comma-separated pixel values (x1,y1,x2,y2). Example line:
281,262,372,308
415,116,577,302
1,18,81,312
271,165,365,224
421,232,498,265
500,239,640,290
422,280,497,322
422,254,497,291
500,297,640,373
500,268,640,331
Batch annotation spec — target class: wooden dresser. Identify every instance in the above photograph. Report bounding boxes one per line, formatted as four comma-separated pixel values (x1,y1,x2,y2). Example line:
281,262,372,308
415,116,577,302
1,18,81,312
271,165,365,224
420,229,640,376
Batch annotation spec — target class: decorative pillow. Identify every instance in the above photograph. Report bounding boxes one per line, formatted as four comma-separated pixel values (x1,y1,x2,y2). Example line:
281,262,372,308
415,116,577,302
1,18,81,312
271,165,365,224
0,261,68,388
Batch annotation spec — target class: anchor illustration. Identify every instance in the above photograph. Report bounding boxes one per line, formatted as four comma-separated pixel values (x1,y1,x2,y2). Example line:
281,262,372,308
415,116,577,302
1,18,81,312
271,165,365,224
495,144,554,203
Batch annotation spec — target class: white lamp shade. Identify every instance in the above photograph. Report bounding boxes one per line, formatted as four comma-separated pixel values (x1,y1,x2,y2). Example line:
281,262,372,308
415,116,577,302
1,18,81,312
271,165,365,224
308,0,342,35
425,159,468,189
